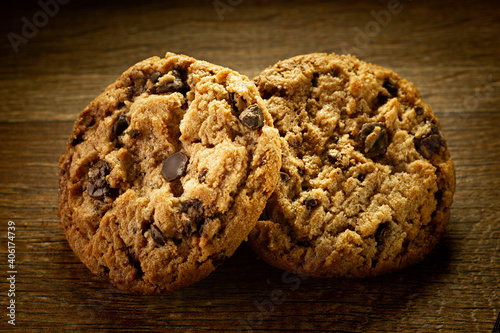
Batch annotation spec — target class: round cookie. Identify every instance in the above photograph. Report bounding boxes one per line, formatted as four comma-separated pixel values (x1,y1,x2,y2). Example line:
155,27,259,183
58,52,281,293
249,53,455,278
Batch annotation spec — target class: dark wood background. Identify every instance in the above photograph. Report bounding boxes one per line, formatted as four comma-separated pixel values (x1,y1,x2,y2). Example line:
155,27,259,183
1,0,499,332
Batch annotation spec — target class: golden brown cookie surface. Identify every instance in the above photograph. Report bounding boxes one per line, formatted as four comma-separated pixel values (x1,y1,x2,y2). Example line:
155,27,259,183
58,53,281,293
249,53,455,278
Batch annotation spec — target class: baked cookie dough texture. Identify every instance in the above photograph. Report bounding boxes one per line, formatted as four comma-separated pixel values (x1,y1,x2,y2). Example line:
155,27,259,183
58,53,281,294
58,52,455,293
249,53,455,278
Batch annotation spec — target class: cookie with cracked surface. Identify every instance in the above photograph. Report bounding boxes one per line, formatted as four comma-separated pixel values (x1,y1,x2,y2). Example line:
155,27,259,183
249,53,455,278
58,52,281,293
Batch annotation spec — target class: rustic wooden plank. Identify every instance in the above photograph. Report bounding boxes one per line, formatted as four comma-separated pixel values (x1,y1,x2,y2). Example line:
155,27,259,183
1,1,499,122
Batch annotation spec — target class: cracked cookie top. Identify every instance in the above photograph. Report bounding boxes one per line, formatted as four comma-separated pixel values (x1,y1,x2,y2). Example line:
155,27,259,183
249,53,455,278
58,53,281,293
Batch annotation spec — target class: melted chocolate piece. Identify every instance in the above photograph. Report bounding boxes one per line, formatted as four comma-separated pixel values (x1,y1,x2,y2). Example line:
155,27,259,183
360,122,389,158
162,152,188,181
383,79,398,96
304,197,318,209
150,224,166,246
113,115,129,138
198,168,208,183
280,171,290,182
375,222,391,247
181,199,205,236
87,160,114,199
155,70,188,94
239,104,264,130
414,124,445,159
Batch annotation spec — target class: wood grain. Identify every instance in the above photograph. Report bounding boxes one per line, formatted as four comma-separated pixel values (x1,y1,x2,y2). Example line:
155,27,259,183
1,0,499,331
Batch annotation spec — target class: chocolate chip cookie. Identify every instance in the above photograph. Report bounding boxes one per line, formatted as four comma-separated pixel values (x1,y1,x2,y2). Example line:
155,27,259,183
58,52,281,293
249,53,455,278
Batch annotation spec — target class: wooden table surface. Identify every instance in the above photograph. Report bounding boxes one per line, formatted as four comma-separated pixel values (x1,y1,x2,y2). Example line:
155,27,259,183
1,0,499,332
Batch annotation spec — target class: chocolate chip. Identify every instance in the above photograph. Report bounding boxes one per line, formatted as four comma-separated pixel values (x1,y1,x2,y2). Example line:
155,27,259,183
88,185,106,199
113,115,129,138
71,133,84,146
155,70,187,94
162,152,188,181
149,224,166,246
304,197,318,209
88,160,113,199
150,71,162,83
414,135,442,159
415,105,424,115
181,199,204,219
239,104,264,130
228,92,240,113
414,124,444,159
327,149,340,164
374,92,389,109
360,122,389,158
375,222,391,246
280,171,290,182
383,79,398,96
327,149,350,169
181,199,205,236
198,168,208,183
